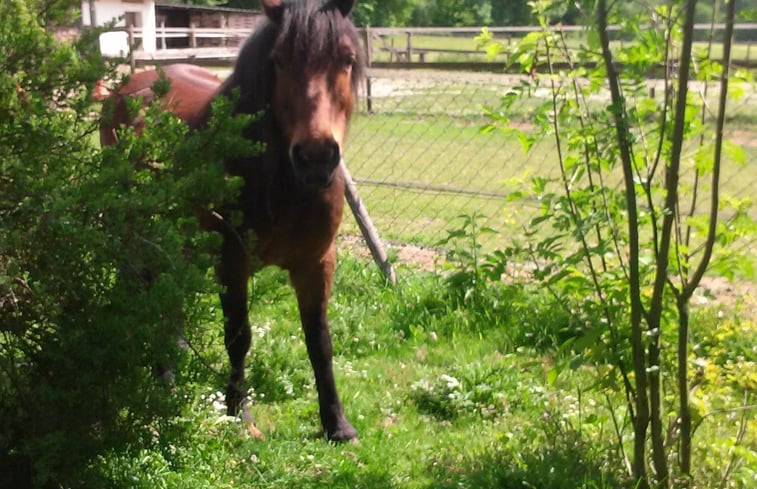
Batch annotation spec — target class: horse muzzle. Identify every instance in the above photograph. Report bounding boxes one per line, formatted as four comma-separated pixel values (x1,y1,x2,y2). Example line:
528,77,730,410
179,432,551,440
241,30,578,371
290,139,341,188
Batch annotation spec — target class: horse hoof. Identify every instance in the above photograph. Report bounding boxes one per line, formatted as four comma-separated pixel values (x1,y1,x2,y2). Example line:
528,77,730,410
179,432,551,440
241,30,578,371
327,423,358,443
245,421,266,440
241,401,266,440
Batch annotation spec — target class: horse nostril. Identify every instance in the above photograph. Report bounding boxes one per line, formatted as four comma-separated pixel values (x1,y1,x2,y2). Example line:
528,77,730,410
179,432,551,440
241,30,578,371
326,139,340,165
291,140,340,167
291,142,306,164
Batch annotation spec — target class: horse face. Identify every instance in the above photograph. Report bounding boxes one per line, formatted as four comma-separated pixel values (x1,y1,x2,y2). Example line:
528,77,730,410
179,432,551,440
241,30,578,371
272,44,356,188
265,0,359,188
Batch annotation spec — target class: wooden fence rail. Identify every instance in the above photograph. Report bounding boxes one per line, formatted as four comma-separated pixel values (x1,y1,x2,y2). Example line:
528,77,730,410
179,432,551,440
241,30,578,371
111,24,757,70
362,23,757,66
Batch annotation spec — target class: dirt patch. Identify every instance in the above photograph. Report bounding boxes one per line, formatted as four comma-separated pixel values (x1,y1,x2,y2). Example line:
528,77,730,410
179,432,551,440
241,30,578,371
339,233,756,315
727,129,757,148
696,276,757,314
338,234,443,272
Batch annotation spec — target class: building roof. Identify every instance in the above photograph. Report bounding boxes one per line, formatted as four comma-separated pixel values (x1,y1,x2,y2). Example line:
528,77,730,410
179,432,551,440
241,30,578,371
155,2,260,15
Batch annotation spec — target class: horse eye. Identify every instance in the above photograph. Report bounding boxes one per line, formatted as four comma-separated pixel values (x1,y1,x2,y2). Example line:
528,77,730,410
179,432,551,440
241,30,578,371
341,54,356,69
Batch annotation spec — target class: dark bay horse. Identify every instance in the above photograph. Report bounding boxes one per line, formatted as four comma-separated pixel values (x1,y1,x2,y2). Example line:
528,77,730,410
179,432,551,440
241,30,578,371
100,0,363,442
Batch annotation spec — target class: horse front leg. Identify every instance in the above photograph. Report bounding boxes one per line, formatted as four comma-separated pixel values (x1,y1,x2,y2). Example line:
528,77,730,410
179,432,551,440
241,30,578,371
217,233,251,416
290,246,357,442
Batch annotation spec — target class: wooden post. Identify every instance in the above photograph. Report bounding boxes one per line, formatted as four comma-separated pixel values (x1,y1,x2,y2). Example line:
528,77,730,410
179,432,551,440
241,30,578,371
361,26,373,113
189,21,197,49
365,75,373,113
220,15,228,48
362,25,373,66
88,0,97,25
340,162,396,285
159,19,166,50
128,24,136,73
406,31,412,62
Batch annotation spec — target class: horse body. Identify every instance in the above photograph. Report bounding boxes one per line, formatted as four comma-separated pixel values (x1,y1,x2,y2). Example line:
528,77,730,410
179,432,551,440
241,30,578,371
100,64,221,146
101,0,362,442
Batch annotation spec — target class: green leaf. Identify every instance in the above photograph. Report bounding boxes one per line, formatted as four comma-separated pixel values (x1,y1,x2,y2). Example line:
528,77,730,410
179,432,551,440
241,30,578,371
724,140,747,167
569,354,584,371
587,29,600,51
546,367,559,386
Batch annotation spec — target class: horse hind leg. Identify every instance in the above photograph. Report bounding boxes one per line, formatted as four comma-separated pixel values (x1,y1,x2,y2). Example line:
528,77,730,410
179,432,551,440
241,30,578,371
290,247,358,442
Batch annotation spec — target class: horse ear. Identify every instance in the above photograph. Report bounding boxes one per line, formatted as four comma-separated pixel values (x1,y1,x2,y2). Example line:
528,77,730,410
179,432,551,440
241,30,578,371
260,0,284,23
333,0,356,17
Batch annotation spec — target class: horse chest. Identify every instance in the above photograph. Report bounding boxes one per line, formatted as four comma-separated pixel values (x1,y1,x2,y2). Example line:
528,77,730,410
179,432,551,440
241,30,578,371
247,181,344,270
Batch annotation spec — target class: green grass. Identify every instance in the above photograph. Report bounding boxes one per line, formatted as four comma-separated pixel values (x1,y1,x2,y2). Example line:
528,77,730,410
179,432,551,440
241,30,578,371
343,77,562,249
371,34,494,63
90,259,600,488
90,254,756,488
343,89,757,252
343,112,544,247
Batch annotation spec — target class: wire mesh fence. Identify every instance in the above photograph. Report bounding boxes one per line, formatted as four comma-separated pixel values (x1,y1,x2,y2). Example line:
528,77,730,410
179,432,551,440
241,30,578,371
340,68,757,272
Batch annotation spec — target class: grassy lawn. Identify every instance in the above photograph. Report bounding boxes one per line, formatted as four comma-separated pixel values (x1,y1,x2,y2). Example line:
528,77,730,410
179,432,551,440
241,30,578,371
92,256,756,488
343,111,553,248
342,73,757,253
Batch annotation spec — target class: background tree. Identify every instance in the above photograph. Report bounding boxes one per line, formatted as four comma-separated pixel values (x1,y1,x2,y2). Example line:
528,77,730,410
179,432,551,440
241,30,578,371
480,0,752,487
441,0,492,25
353,0,418,26
491,0,534,25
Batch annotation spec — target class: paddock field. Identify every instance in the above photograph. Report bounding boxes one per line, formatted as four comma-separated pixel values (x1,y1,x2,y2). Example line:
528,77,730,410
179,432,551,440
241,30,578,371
340,69,757,263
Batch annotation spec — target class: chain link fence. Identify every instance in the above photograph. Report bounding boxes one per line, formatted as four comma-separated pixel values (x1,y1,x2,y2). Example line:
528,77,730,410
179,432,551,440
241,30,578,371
340,68,757,272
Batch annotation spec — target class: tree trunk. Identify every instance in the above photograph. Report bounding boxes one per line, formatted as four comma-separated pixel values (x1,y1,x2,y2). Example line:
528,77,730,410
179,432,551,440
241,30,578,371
596,1,649,486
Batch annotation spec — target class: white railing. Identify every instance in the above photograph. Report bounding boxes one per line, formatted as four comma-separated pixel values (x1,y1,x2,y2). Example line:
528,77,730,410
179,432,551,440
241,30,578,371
122,26,250,49
105,24,757,69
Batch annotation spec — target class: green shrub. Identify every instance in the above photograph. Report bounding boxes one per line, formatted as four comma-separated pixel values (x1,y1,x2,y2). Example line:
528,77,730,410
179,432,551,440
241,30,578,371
0,1,256,486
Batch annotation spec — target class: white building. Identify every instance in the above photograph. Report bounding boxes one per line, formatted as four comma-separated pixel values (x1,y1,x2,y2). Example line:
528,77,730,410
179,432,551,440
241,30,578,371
80,0,157,56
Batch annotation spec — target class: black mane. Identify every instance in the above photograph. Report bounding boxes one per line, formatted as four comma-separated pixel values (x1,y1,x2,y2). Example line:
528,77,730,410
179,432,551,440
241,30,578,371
222,0,364,119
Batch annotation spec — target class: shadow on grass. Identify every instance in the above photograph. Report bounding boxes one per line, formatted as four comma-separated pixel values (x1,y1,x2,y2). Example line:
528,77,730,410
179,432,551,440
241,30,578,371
423,443,628,489
278,469,395,489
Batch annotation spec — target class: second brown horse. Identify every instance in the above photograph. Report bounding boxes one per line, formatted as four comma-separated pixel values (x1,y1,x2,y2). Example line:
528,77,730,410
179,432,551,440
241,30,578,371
101,0,364,441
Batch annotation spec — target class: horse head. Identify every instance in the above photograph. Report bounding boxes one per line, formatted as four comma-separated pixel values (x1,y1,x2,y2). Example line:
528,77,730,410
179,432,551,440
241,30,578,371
262,0,363,188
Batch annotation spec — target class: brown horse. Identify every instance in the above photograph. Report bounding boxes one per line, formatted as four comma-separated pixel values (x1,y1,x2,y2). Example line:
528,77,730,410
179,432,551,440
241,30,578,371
100,0,363,442
99,63,222,145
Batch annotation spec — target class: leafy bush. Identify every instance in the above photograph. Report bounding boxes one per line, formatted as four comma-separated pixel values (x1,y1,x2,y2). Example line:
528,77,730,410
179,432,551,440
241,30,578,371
434,214,582,349
0,1,256,486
